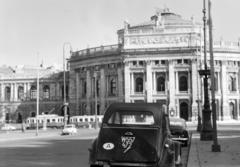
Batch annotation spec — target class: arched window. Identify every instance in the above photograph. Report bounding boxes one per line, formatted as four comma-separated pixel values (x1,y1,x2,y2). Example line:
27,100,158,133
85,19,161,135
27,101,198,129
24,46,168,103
229,76,236,91
43,85,50,99
30,86,37,99
135,77,143,92
5,86,11,101
179,76,188,91
110,78,117,96
157,76,165,92
18,86,24,100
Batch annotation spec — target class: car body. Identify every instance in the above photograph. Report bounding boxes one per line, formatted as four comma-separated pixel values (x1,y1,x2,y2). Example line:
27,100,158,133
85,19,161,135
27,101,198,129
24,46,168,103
169,117,189,147
1,124,16,131
62,124,77,135
89,103,182,167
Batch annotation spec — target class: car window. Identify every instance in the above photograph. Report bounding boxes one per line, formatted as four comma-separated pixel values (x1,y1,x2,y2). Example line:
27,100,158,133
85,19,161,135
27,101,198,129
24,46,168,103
107,111,154,125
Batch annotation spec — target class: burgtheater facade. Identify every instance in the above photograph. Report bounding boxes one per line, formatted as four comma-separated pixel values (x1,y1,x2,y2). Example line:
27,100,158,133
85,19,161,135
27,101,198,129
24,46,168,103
69,9,240,121
0,65,66,123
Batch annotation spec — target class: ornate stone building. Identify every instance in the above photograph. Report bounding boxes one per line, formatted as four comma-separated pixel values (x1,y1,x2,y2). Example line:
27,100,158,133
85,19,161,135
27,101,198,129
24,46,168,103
69,9,240,121
0,65,67,123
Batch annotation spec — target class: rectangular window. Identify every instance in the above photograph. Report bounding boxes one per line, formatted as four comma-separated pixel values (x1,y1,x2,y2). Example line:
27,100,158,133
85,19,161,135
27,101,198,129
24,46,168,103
108,111,154,125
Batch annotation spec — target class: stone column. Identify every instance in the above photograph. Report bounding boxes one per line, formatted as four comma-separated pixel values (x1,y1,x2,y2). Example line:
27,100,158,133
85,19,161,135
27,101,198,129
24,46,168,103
86,70,91,114
10,83,14,101
236,99,239,120
176,71,179,94
0,83,4,101
124,61,131,102
14,83,18,101
221,61,230,120
117,67,124,101
76,72,80,115
100,68,106,114
130,73,134,95
153,72,156,95
168,60,176,111
146,60,153,102
191,59,198,120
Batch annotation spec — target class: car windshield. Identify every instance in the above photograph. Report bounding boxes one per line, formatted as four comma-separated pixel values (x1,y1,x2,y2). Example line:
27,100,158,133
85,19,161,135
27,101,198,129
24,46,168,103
107,111,154,125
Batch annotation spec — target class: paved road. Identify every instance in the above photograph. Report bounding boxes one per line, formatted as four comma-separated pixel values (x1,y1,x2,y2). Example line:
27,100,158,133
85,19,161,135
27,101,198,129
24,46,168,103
0,132,97,167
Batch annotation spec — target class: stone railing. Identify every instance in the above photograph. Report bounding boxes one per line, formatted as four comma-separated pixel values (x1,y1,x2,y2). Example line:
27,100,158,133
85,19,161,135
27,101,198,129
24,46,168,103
213,41,240,50
72,44,121,57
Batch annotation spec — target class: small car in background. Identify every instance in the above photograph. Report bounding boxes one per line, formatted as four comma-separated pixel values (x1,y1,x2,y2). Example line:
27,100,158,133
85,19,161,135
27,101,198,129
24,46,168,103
89,103,182,167
1,124,17,131
62,124,77,135
169,117,189,147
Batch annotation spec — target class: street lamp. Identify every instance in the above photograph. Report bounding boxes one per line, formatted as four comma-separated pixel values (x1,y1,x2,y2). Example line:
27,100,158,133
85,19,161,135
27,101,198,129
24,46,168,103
208,0,221,152
63,42,72,126
198,0,213,141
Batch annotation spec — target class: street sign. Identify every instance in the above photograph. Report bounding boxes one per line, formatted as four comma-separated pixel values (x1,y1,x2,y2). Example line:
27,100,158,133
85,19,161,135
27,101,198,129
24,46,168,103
198,69,211,76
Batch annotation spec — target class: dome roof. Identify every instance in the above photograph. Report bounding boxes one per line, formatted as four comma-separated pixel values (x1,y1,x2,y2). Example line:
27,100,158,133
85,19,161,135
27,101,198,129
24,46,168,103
125,8,200,30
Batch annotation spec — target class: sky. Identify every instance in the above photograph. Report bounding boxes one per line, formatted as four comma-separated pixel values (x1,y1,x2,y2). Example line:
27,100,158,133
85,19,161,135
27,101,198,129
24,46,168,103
1,0,240,67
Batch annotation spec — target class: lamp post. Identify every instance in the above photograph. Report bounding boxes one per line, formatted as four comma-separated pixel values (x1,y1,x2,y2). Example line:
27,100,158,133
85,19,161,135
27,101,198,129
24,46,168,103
199,0,213,141
208,0,221,152
63,42,72,126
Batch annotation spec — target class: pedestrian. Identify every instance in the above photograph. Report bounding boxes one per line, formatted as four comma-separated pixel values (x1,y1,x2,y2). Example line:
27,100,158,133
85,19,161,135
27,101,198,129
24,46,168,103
22,121,26,133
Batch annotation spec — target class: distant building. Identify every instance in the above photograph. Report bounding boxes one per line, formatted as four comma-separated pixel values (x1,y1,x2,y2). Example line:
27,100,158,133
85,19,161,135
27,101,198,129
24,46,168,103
0,65,68,123
69,8,240,121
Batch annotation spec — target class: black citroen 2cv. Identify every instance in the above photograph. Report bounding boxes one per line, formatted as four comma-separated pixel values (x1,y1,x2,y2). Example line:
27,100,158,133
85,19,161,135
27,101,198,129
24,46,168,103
89,103,181,167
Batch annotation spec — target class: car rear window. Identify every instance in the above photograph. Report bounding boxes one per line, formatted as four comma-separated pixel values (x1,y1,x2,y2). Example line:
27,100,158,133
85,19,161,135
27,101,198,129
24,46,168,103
107,111,154,125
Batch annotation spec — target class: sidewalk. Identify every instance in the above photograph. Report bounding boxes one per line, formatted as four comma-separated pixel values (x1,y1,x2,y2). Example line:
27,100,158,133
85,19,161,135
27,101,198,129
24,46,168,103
187,131,240,167
0,128,100,142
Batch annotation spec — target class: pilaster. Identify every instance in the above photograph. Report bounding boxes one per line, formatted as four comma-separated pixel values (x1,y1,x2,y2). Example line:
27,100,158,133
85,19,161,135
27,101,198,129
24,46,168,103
86,70,91,114
146,60,153,102
191,59,198,118
124,61,131,102
0,83,4,101
221,61,230,120
100,68,106,114
117,67,124,100
14,83,18,101
168,60,176,111
10,83,14,101
76,72,80,115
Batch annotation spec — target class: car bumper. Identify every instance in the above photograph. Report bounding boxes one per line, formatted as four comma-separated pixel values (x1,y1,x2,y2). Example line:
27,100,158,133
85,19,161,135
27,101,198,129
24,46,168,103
92,161,156,167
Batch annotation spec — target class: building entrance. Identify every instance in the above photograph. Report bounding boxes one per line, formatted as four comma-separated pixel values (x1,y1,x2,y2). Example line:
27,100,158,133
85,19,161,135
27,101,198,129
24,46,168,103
180,102,189,121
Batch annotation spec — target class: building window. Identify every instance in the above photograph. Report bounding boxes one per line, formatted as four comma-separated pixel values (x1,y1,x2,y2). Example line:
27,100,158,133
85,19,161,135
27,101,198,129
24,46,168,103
62,85,69,100
96,79,100,96
139,61,144,66
183,59,189,64
161,60,166,65
157,76,165,92
133,61,137,66
179,76,188,91
177,59,182,64
155,60,159,65
30,86,37,99
43,85,50,99
229,76,236,91
5,86,11,101
110,78,117,96
135,77,143,92
18,86,24,100
82,80,87,97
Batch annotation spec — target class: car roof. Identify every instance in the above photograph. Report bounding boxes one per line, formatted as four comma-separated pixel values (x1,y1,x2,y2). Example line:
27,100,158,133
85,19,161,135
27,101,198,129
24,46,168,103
103,103,164,124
